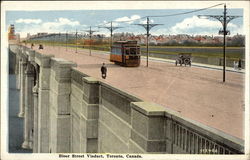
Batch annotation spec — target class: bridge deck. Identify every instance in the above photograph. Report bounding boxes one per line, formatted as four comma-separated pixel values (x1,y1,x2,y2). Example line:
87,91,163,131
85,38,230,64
29,45,244,139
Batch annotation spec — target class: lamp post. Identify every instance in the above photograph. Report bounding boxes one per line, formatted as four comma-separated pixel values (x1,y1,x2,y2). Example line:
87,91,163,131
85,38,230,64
198,4,241,82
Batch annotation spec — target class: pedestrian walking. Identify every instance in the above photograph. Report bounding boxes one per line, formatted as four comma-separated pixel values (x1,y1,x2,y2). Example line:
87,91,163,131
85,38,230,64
238,59,242,70
38,44,43,50
101,63,107,79
31,43,34,49
233,61,238,70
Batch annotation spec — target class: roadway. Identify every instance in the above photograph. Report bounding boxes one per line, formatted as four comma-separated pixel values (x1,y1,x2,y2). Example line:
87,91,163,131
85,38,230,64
28,44,245,139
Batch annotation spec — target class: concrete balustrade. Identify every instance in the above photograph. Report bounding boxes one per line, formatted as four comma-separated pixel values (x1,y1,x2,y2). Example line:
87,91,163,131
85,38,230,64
9,44,244,154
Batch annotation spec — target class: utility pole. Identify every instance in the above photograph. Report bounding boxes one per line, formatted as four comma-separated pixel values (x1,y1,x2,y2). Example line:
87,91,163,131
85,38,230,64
75,29,78,53
99,21,122,51
135,17,163,67
84,26,97,56
53,33,55,48
198,4,241,82
58,32,61,50
66,31,68,51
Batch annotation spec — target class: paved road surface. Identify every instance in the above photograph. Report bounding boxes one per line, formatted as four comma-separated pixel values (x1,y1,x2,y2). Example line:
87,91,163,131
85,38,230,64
30,45,245,139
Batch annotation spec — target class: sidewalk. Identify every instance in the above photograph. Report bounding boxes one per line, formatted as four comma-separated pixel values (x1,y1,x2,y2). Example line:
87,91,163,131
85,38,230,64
74,47,245,74
145,56,245,74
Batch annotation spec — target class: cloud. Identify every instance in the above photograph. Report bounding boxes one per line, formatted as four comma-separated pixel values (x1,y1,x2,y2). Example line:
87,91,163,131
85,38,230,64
99,15,141,30
15,18,83,38
15,18,42,24
169,16,242,35
115,15,141,24
42,18,80,30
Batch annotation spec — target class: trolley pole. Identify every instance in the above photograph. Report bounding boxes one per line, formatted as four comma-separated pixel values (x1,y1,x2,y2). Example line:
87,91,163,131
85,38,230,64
53,34,55,48
223,4,226,82
99,21,122,52
198,4,241,82
75,29,78,53
135,17,162,67
146,17,149,67
59,32,61,50
110,22,113,49
84,26,97,56
66,31,68,51
89,26,93,56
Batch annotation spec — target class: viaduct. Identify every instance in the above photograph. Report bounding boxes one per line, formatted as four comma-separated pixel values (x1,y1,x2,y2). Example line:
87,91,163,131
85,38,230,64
8,44,244,154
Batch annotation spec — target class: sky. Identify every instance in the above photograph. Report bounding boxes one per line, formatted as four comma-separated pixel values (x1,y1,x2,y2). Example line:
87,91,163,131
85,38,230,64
6,8,243,38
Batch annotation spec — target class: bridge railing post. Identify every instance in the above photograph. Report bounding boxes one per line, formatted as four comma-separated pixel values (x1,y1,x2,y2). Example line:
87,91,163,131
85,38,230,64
35,53,54,153
49,58,76,153
130,102,166,153
80,77,99,153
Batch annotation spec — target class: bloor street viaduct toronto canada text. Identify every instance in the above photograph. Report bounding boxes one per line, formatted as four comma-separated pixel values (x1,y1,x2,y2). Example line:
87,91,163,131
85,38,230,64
2,1,249,159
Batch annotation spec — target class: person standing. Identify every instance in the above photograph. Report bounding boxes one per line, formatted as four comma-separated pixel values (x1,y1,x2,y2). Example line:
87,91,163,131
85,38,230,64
101,63,107,79
238,58,242,70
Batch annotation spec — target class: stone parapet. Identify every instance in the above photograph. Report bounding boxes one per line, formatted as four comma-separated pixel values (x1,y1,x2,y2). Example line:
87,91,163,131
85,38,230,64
130,102,166,153
35,52,54,68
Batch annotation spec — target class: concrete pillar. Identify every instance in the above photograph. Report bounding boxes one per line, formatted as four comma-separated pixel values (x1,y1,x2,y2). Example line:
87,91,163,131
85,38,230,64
80,77,99,153
130,102,166,153
37,67,51,153
15,53,20,89
22,62,35,149
18,59,27,118
17,56,21,90
49,58,76,153
36,54,54,153
32,65,39,153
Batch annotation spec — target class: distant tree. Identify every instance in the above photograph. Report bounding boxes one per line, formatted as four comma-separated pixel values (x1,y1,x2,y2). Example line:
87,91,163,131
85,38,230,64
229,36,245,47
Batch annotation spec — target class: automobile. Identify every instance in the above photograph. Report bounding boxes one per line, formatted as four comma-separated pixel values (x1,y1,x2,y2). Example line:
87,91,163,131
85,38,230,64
175,53,192,66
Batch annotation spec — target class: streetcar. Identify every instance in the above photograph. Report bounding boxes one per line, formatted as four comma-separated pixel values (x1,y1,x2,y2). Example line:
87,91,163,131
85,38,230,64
110,41,140,67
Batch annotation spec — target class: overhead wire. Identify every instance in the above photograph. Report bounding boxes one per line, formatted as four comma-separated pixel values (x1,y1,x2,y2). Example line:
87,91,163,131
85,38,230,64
98,3,224,27
148,3,224,18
